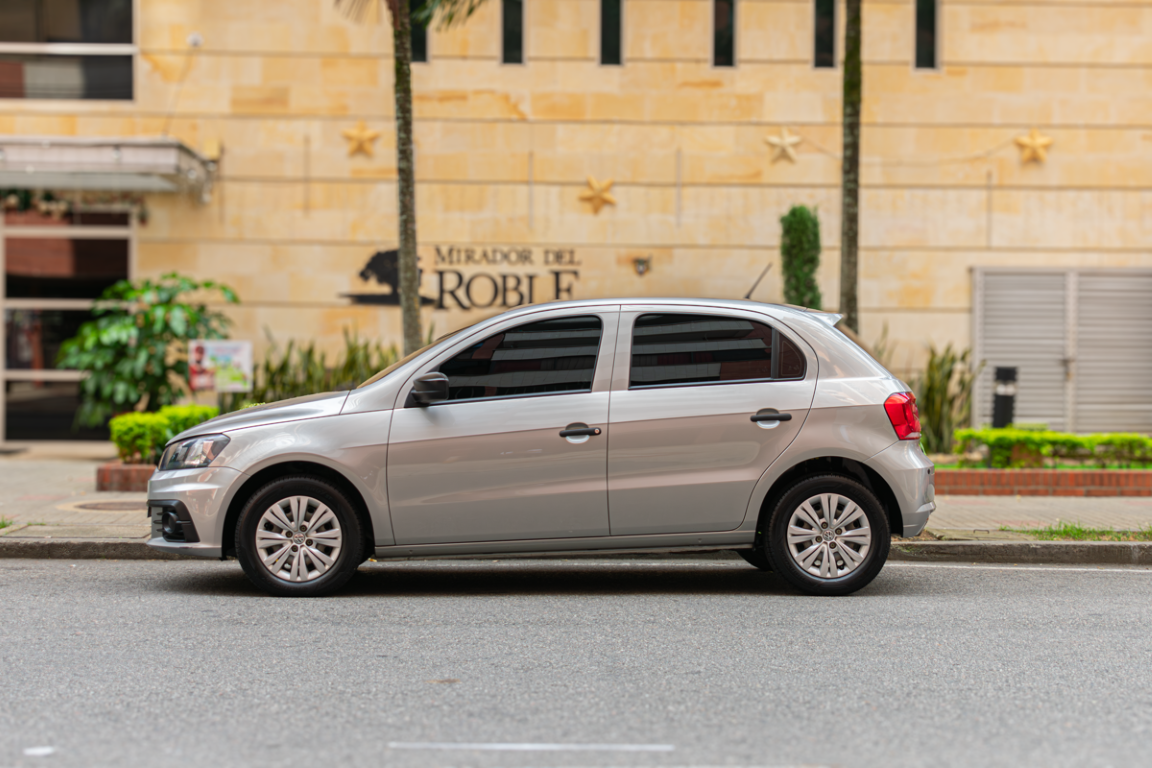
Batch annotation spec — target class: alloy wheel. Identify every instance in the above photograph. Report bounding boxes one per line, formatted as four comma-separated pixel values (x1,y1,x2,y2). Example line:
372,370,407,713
785,492,872,579
255,495,343,583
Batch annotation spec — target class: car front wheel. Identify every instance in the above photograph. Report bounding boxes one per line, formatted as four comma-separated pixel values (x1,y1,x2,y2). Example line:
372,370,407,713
236,476,363,597
764,474,889,596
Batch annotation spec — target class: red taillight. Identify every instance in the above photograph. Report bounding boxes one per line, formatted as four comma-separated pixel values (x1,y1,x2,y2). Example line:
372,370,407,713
884,392,922,441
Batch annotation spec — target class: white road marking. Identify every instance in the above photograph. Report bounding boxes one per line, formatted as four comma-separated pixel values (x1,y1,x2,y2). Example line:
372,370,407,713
887,562,1152,574
386,742,674,752
24,746,56,757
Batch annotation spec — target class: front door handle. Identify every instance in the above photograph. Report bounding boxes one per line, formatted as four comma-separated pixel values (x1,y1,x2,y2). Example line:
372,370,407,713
560,423,602,438
751,410,792,423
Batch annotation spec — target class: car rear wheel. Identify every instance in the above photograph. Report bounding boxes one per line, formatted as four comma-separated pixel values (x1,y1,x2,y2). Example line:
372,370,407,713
236,476,363,597
764,474,889,596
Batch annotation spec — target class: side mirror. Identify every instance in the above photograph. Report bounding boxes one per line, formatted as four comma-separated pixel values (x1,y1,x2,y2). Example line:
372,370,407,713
412,372,449,406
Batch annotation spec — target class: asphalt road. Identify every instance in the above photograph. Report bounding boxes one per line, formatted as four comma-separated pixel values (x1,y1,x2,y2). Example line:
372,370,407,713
1,557,1151,768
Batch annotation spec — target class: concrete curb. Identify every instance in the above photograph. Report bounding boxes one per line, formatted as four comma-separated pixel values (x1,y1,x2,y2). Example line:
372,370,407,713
0,539,186,560
2,537,1152,566
890,540,1152,566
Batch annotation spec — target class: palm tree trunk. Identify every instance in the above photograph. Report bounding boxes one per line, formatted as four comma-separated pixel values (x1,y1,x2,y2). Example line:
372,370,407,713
390,0,423,354
840,0,862,333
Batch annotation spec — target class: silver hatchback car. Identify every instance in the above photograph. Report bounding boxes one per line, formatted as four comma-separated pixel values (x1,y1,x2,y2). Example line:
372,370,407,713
148,299,934,597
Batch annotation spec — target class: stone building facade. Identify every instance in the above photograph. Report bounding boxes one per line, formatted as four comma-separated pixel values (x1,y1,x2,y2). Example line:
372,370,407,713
2,0,1151,438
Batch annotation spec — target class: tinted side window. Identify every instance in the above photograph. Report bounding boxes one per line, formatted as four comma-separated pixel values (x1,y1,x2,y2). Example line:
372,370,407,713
440,316,602,401
629,313,805,388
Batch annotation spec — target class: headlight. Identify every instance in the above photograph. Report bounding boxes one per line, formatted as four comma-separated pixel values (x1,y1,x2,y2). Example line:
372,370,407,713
159,434,230,471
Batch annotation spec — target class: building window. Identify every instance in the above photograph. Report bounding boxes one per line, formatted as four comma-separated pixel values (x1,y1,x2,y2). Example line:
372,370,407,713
502,0,523,64
0,0,134,100
814,0,835,68
600,0,622,66
915,0,937,69
713,0,735,67
411,0,428,63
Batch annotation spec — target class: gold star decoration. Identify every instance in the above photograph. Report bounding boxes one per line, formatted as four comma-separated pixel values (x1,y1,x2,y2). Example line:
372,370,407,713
765,127,802,163
579,176,617,214
342,120,381,158
1014,128,1053,164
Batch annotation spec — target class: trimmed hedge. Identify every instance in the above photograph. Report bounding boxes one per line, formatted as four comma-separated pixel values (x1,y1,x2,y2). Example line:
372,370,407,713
954,428,1152,469
109,413,170,465
109,405,220,464
157,404,220,436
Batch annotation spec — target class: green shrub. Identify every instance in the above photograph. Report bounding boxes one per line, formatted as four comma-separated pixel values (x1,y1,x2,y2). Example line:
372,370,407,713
954,428,1152,469
913,345,981,454
780,205,822,309
109,412,171,464
157,405,219,437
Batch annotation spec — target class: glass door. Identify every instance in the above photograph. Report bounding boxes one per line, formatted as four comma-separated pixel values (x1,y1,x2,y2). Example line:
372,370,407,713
1,207,132,442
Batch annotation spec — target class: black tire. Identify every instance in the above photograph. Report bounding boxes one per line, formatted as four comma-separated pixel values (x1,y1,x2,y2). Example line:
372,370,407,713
764,474,889,596
736,548,773,571
235,476,363,597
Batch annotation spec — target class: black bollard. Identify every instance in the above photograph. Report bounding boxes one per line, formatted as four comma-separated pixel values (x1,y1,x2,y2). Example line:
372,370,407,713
992,366,1017,429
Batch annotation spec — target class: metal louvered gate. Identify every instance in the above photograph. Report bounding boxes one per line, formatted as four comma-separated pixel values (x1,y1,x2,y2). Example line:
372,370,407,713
974,268,1152,434
1074,273,1152,432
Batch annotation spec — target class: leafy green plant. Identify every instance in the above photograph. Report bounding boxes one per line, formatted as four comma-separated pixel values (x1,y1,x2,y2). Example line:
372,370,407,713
954,428,1152,469
780,205,822,309
57,273,238,427
109,412,170,464
221,329,399,410
157,405,220,437
0,517,14,530
913,345,981,454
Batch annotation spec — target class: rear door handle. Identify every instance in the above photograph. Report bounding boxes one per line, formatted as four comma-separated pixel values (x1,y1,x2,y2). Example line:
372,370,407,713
560,424,602,437
751,410,792,423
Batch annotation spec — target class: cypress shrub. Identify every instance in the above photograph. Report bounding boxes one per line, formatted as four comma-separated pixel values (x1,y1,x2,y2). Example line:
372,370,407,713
780,205,822,309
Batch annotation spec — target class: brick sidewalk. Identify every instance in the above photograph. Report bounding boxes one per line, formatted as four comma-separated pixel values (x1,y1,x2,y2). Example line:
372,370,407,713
0,452,148,541
929,494,1152,532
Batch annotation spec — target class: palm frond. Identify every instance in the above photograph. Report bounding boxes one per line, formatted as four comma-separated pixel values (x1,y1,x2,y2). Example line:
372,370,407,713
418,0,489,30
335,0,385,24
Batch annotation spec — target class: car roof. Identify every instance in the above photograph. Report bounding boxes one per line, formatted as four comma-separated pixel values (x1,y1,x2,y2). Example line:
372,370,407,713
489,297,843,326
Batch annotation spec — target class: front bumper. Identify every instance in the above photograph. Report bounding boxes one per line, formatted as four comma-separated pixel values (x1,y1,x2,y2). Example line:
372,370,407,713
145,466,244,559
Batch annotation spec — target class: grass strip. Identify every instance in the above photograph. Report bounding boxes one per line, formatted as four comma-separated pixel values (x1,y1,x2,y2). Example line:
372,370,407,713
1000,520,1152,542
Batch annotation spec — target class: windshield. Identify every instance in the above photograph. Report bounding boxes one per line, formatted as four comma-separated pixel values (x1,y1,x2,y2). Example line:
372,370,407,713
356,325,473,388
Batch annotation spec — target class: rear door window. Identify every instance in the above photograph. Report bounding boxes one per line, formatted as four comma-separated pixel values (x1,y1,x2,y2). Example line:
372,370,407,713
629,313,805,388
439,315,603,401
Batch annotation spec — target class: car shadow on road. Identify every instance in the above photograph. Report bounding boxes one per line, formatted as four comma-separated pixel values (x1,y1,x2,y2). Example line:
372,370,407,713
160,558,912,598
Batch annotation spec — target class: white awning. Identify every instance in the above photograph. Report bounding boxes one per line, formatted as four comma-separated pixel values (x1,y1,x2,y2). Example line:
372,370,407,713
0,136,215,201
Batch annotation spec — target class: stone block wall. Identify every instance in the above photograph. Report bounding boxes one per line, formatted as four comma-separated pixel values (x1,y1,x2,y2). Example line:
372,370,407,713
3,0,1150,369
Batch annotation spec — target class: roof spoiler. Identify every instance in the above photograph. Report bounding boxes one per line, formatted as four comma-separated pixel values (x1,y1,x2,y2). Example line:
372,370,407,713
802,308,844,327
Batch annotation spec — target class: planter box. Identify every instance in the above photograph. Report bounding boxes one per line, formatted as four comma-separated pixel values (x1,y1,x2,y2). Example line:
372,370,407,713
96,462,155,492
935,469,1152,497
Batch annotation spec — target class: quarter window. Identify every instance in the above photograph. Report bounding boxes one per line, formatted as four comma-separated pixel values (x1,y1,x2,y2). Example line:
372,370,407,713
629,313,805,388
439,315,602,401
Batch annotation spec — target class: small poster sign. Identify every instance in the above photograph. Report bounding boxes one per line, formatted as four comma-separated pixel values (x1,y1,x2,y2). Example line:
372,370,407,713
189,340,253,393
